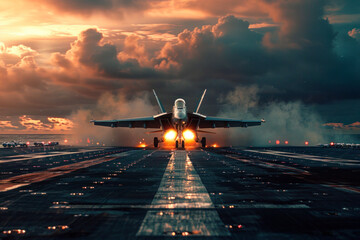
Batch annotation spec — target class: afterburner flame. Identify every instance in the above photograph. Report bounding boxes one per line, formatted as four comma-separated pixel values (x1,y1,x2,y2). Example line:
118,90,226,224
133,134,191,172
183,129,195,140
164,129,177,141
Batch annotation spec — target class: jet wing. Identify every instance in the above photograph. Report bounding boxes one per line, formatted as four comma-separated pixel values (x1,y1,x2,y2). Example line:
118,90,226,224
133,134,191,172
91,113,173,129
199,116,264,128
186,113,264,129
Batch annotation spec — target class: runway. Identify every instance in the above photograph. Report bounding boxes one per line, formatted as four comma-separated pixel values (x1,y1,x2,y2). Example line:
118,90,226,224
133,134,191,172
0,146,359,239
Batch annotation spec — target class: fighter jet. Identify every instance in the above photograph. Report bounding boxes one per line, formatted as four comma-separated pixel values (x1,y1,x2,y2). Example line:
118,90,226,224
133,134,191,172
91,90,265,148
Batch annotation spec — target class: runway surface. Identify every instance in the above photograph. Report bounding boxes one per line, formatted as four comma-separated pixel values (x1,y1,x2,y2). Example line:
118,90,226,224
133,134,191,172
0,146,359,239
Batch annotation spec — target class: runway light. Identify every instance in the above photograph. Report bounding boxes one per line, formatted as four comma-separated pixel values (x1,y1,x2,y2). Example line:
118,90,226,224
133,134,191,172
276,140,280,145
284,140,289,145
212,144,218,148
305,141,309,145
183,129,195,140
64,139,68,143
164,129,177,141
330,142,334,146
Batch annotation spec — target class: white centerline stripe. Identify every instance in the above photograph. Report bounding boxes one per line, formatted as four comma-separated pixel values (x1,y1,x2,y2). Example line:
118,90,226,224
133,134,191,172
136,150,230,237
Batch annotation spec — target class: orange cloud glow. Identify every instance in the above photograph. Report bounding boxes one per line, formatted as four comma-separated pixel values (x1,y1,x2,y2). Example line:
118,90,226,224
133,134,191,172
0,121,18,129
323,122,360,130
12,115,75,133
19,115,49,131
48,117,75,131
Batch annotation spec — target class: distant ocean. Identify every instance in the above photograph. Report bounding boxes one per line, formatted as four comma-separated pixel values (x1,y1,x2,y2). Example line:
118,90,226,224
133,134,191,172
324,133,360,144
0,134,71,146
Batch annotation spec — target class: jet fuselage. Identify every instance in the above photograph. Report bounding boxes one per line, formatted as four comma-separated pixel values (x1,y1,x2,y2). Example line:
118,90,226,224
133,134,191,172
172,98,190,142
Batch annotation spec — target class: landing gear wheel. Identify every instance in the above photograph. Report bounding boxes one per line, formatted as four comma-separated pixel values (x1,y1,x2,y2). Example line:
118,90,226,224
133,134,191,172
182,140,185,149
175,140,179,148
201,137,206,148
154,137,159,148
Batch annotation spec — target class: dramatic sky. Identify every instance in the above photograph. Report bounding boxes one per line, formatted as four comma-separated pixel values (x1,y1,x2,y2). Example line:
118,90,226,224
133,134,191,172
0,0,359,136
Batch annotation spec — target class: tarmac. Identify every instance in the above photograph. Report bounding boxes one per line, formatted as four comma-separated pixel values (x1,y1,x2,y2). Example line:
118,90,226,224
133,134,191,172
0,145,359,239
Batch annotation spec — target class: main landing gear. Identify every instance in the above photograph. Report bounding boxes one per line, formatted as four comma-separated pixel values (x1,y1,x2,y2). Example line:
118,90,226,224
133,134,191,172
154,137,159,148
201,137,206,148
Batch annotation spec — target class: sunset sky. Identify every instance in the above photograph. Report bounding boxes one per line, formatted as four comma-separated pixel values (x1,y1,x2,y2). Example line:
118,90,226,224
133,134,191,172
0,0,359,134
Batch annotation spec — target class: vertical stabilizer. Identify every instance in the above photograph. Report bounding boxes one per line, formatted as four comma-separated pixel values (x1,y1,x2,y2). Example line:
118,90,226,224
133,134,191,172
153,89,166,113
194,89,207,113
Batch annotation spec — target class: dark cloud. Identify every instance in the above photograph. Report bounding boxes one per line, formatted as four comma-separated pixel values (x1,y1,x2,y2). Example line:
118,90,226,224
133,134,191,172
152,1,360,108
52,28,157,78
327,0,360,16
156,15,268,80
1,0,360,127
0,42,95,116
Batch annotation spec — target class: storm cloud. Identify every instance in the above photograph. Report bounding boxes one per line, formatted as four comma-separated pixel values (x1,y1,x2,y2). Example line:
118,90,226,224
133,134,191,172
0,0,359,135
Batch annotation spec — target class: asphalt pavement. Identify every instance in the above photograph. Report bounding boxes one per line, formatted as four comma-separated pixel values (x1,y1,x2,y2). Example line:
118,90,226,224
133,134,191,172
0,146,359,239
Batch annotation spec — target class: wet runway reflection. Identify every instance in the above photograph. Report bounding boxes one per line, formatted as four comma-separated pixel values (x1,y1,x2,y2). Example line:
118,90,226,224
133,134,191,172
136,150,230,236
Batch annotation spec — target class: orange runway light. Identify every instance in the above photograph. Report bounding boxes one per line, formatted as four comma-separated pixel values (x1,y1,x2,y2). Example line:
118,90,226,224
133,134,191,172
284,140,289,145
276,140,280,145
330,142,334,146
164,129,177,141
183,129,195,140
305,141,309,145
212,144,218,148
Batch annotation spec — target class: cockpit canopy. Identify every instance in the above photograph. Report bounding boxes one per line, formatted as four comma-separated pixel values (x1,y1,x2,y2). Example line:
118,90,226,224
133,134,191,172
175,98,185,109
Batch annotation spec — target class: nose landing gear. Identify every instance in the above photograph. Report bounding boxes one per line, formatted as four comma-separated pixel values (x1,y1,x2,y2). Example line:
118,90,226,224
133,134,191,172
175,139,185,149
